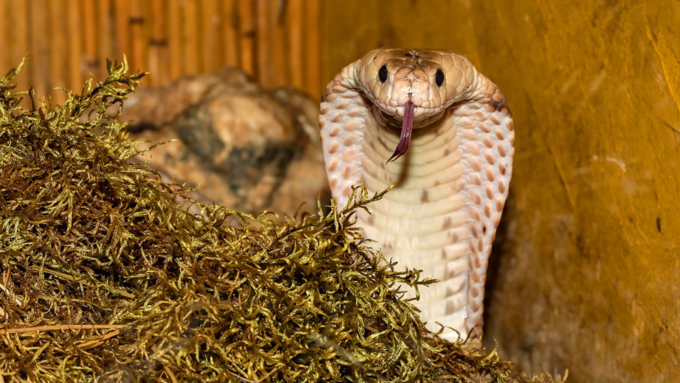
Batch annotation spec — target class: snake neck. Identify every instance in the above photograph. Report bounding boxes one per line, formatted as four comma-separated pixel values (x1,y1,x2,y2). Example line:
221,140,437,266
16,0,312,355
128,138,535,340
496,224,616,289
360,107,465,203
356,107,476,338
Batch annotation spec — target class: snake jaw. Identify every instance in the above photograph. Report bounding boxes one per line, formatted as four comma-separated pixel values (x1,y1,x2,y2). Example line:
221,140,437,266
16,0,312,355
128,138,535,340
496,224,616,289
386,102,415,163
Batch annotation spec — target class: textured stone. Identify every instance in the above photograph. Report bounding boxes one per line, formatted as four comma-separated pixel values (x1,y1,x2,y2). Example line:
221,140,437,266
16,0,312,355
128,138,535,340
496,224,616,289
122,68,329,215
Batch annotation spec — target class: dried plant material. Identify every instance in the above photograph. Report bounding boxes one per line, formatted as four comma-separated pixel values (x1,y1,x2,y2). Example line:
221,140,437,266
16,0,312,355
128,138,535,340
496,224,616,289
0,58,566,383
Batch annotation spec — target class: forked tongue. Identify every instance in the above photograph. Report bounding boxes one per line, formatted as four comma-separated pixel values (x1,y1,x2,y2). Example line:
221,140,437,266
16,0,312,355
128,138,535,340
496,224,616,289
387,101,415,163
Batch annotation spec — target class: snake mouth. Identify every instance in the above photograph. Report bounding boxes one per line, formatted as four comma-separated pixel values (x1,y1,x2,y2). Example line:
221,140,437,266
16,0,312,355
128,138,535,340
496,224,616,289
387,101,415,163
371,99,443,127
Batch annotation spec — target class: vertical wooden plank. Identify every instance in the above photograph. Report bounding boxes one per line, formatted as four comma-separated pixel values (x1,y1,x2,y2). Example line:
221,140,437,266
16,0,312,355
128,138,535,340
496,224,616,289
255,0,269,85
303,0,321,97
81,0,99,83
49,0,68,103
182,0,200,74
31,0,51,102
129,0,147,77
167,0,182,79
201,0,221,72
287,0,303,90
266,0,287,88
114,0,130,61
67,0,83,93
9,0,30,96
98,0,115,77
221,0,240,67
238,0,255,76
149,0,169,85
0,1,9,72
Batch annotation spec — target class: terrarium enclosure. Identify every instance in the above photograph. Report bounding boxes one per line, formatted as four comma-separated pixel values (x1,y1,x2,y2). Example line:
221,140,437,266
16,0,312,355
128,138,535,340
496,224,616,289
0,0,679,382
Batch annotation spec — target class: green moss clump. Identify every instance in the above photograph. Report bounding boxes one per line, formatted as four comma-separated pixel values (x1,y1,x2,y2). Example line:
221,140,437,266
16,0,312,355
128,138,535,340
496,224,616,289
0,58,566,382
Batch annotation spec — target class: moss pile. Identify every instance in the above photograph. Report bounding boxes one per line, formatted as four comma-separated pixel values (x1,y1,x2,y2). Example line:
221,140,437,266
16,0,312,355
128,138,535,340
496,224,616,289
0,59,566,382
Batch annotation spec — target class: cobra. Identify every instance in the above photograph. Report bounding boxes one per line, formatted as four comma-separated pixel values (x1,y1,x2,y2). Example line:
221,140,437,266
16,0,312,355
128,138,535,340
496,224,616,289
319,48,515,342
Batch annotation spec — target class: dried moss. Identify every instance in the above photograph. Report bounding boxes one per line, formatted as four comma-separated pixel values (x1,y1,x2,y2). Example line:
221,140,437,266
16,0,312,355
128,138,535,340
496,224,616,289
0,58,566,382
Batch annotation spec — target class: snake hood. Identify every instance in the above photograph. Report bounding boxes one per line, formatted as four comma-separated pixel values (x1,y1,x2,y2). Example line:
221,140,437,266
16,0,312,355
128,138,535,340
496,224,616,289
320,47,514,341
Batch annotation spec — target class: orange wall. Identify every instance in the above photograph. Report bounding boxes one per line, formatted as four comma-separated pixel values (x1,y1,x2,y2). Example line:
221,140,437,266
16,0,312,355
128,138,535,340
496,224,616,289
321,1,680,381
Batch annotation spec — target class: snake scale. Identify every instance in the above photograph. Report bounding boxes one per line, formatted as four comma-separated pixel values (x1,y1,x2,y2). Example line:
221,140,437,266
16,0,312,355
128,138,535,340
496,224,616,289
319,48,515,341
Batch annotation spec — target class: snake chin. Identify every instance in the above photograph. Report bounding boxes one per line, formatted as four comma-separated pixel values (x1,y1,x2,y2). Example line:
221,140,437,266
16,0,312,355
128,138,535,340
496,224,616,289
372,105,446,130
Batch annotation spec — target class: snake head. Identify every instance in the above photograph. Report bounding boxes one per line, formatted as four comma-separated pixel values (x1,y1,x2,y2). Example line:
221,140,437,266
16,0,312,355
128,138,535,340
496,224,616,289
355,48,478,162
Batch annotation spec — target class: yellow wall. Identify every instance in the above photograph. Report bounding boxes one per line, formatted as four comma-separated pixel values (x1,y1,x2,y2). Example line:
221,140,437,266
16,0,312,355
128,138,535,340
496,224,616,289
321,1,680,381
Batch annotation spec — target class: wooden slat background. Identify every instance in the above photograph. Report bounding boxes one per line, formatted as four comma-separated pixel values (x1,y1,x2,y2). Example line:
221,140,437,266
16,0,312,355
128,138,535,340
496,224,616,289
0,0,322,104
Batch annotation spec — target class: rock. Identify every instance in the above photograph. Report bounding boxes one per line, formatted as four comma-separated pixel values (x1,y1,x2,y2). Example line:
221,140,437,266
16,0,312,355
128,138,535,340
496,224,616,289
121,67,329,216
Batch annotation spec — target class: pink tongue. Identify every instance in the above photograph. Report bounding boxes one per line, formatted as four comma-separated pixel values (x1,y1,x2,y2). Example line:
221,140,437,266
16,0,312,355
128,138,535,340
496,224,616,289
387,102,415,163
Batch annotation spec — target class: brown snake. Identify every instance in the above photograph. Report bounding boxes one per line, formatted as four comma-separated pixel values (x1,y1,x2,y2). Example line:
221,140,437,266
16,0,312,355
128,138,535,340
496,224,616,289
319,48,515,341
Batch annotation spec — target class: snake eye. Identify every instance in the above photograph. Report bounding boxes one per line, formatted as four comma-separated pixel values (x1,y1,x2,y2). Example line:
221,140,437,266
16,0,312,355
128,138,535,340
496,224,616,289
378,65,388,83
435,68,445,87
